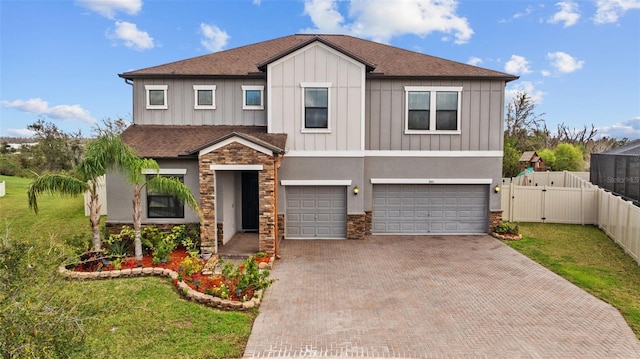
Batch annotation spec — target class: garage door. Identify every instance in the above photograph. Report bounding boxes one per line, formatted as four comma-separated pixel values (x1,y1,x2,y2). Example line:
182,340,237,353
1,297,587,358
372,184,488,234
285,186,347,239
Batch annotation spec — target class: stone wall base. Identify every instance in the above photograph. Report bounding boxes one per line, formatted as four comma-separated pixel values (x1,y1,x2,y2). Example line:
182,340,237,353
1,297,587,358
104,222,200,236
347,214,366,240
364,211,372,235
489,211,503,231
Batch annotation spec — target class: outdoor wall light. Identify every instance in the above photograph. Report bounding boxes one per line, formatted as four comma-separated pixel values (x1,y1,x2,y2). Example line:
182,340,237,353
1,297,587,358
353,186,359,195
494,185,501,193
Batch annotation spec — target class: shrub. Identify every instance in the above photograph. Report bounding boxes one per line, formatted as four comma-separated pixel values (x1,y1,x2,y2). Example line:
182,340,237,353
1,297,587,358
0,231,94,358
494,222,520,235
178,257,204,277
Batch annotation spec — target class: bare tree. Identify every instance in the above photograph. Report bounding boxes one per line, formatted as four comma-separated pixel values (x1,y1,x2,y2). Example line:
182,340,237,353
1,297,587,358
504,92,546,151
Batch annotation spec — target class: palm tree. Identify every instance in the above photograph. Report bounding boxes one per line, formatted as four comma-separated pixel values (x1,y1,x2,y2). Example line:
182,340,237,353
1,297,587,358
122,158,201,260
27,134,134,251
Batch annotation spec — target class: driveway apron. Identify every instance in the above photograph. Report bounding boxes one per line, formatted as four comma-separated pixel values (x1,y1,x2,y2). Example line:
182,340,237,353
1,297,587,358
243,235,640,358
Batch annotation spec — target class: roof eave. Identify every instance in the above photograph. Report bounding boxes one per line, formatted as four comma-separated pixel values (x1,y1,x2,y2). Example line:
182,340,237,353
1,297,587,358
118,73,266,80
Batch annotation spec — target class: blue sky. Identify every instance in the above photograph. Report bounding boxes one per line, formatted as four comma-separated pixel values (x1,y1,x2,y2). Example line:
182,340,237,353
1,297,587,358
1,0,639,140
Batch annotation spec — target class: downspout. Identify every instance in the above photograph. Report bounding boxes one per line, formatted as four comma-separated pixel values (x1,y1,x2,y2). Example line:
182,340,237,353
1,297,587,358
273,154,284,259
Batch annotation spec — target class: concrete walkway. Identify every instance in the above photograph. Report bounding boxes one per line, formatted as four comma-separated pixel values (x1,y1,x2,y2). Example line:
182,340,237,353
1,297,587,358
243,235,640,358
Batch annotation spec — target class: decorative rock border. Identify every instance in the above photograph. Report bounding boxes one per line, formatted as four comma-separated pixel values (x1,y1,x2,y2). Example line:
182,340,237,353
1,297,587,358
57,256,275,310
490,232,523,241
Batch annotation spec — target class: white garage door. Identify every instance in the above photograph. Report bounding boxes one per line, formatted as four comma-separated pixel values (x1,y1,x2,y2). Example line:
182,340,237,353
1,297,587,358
372,184,488,234
285,186,347,239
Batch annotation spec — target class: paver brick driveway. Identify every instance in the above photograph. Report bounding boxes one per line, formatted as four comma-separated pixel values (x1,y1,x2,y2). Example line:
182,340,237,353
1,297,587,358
244,235,640,358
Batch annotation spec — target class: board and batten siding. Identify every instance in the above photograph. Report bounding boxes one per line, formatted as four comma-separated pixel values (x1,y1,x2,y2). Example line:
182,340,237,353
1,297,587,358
132,78,266,126
365,79,505,151
267,42,365,152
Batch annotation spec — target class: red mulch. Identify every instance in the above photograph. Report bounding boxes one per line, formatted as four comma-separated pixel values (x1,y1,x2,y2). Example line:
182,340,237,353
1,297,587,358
72,248,190,272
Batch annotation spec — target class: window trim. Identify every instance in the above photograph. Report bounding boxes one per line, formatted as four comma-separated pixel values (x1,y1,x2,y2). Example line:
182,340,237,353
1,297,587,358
193,85,216,109
242,85,264,110
145,85,168,110
146,174,185,219
404,86,462,134
300,82,332,133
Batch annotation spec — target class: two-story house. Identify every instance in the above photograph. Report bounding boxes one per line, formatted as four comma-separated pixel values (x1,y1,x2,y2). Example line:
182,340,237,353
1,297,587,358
106,34,518,256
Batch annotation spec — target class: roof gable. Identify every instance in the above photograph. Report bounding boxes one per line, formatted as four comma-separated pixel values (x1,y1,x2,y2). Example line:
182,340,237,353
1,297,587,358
119,34,518,81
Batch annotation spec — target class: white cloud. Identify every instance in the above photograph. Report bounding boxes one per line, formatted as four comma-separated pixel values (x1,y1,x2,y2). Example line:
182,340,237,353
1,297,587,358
505,55,532,75
76,0,142,19
301,0,474,44
547,51,584,74
548,1,580,27
594,0,640,24
110,21,154,51
598,117,640,140
6,128,36,137
1,98,96,124
505,81,545,105
513,6,534,19
199,23,229,52
467,57,483,66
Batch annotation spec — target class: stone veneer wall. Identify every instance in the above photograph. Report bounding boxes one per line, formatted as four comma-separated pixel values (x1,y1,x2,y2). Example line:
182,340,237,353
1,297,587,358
364,211,372,235
347,214,366,240
489,210,503,231
199,142,277,256
217,223,224,247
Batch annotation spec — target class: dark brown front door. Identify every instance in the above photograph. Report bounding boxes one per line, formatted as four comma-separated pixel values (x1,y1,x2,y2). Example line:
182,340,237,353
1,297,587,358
241,171,259,231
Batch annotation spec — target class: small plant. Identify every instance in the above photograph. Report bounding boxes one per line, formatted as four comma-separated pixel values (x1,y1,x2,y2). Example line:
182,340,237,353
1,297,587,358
152,239,176,265
494,222,520,235
178,256,204,276
255,251,267,258
112,257,122,270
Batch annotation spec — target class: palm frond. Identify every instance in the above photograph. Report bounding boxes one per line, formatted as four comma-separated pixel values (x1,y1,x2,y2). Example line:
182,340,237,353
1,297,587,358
28,174,88,214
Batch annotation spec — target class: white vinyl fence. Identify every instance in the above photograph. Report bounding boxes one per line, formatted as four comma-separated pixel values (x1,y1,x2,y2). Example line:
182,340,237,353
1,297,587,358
502,171,590,187
84,175,107,216
502,171,639,265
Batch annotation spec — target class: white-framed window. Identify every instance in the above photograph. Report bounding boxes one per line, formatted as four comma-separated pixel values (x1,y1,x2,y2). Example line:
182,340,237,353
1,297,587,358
242,85,264,110
404,86,462,134
193,85,216,109
301,82,331,133
145,85,168,110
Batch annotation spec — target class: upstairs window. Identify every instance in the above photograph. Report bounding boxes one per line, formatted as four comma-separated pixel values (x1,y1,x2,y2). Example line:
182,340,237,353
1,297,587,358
145,85,168,110
405,86,462,133
193,85,216,109
242,85,264,110
147,175,184,218
301,83,331,132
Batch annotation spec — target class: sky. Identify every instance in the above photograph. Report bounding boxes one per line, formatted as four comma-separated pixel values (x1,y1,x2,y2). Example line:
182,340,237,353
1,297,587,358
1,0,639,140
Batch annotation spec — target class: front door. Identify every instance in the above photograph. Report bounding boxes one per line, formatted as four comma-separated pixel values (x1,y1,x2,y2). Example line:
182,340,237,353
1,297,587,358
241,171,259,231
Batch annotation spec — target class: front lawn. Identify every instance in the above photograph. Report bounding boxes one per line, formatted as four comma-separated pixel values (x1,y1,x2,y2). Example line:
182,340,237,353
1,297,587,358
507,223,640,339
0,175,254,358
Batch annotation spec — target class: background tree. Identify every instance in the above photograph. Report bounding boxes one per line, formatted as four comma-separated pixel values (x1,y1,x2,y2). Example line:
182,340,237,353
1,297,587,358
92,117,130,137
553,143,584,171
502,138,522,178
26,119,84,172
504,92,545,152
538,148,556,170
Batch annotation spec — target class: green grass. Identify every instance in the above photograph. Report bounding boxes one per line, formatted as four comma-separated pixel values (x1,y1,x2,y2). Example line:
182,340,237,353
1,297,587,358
0,175,255,358
506,223,640,339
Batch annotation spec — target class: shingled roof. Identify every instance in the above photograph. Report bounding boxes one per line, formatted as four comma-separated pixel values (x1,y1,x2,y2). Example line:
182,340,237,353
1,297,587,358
121,125,287,158
119,34,518,81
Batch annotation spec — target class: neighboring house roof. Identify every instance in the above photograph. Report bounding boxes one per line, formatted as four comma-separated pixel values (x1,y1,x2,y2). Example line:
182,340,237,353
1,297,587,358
519,151,542,162
121,125,287,158
119,34,518,81
598,139,640,156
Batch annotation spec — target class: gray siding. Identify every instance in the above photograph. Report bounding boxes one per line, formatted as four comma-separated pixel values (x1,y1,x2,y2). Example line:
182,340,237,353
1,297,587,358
268,42,364,152
277,157,364,215
105,159,201,224
132,79,266,126
364,156,502,211
366,79,505,151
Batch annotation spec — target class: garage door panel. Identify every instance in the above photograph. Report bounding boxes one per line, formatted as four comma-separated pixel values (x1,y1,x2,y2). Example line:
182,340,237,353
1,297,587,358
286,186,347,239
373,184,488,234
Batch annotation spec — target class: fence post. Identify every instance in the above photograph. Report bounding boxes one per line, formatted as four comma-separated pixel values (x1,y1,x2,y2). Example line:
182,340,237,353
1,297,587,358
509,183,515,222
